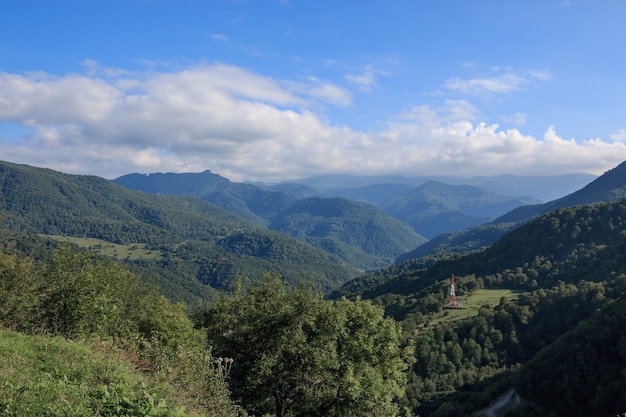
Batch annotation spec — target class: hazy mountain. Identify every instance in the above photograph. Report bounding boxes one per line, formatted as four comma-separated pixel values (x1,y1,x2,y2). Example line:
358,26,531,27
300,183,415,207
285,173,596,202
463,173,596,201
399,160,626,261
381,181,540,238
276,174,591,241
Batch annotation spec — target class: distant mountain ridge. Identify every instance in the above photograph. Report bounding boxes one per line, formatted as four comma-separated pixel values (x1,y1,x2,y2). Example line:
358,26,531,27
285,172,596,202
399,159,626,261
114,171,562,259
380,181,539,238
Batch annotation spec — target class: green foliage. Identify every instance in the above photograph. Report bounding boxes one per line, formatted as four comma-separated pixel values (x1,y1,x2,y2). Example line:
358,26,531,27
0,252,41,331
136,337,245,417
334,199,626,415
0,329,189,417
514,294,626,417
0,244,243,416
199,274,414,417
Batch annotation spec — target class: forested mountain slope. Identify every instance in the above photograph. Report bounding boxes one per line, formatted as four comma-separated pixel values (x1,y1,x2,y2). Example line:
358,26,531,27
114,171,297,226
400,159,626,261
270,196,426,270
0,162,256,243
114,171,426,271
334,199,626,416
514,293,626,417
0,161,358,304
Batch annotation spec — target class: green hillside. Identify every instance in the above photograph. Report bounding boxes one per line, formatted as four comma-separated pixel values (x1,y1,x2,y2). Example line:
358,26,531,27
270,196,426,270
513,294,626,417
0,245,246,416
0,240,411,417
0,329,193,416
334,199,626,415
0,161,357,303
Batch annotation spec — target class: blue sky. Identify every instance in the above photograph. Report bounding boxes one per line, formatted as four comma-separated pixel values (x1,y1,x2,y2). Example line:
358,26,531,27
1,0,625,182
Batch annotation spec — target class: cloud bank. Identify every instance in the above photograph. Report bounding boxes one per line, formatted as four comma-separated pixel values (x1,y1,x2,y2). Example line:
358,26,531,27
1,62,625,182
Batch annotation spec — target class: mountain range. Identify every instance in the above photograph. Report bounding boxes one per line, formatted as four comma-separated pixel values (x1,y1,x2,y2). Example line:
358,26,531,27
113,169,592,260
399,160,626,262
114,171,426,270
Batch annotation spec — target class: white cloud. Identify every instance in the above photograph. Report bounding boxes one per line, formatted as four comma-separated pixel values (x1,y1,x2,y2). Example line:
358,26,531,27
1,63,625,181
345,69,377,92
444,69,551,97
210,33,230,41
609,129,626,142
445,73,527,96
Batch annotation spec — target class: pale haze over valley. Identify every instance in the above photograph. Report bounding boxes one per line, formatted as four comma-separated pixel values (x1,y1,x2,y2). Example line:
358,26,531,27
1,0,625,183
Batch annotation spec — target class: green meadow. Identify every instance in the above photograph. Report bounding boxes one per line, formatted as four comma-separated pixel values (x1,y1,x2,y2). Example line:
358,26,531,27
430,288,522,326
42,235,164,261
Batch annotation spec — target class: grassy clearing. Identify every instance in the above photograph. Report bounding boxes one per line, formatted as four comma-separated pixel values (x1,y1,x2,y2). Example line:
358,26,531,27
42,235,164,261
429,288,522,326
0,328,189,416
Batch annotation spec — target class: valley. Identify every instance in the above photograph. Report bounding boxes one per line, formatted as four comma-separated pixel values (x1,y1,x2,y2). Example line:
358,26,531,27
1,159,626,416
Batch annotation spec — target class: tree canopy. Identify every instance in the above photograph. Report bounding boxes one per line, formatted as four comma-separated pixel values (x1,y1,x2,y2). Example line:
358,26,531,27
199,275,414,417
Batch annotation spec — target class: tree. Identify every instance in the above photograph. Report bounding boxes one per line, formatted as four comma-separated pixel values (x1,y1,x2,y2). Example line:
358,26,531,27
200,274,414,417
0,252,41,331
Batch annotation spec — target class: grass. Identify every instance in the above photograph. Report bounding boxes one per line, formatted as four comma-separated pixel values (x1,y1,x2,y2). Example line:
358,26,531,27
0,328,189,416
41,235,164,261
429,288,522,326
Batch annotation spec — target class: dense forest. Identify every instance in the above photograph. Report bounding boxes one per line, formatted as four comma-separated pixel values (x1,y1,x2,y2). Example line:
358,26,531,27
336,200,626,416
